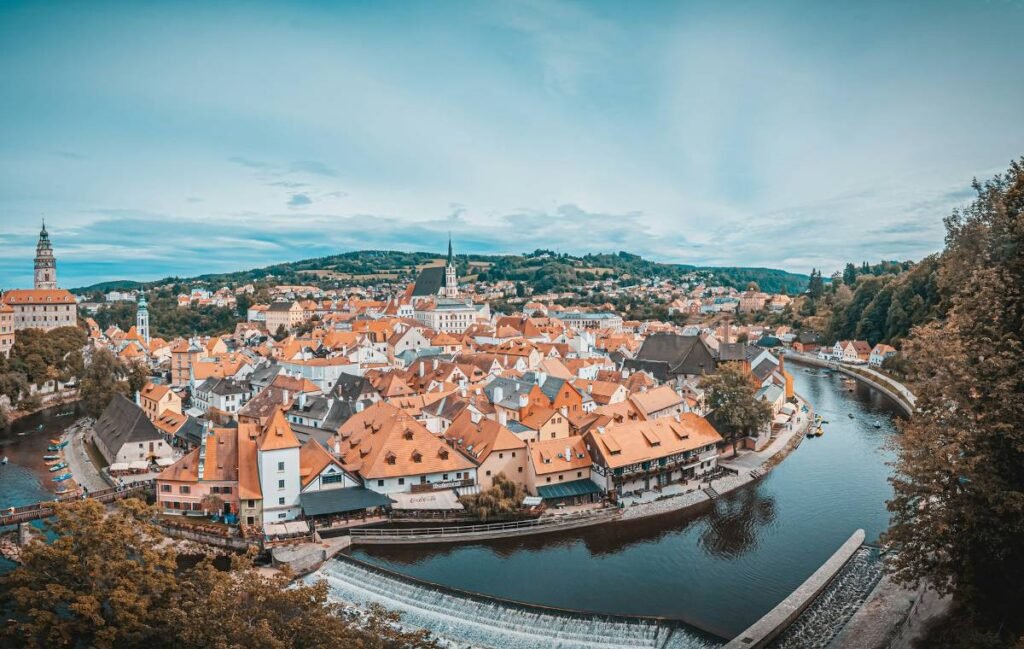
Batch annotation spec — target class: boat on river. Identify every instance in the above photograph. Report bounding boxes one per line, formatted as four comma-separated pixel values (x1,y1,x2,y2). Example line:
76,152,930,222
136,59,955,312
55,485,78,496
47,441,69,451
873,421,882,429
43,454,61,460
1,456,6,465
48,462,68,472
53,472,73,482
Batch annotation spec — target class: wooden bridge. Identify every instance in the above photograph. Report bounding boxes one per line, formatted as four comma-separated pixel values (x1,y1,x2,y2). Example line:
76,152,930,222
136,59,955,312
0,481,155,528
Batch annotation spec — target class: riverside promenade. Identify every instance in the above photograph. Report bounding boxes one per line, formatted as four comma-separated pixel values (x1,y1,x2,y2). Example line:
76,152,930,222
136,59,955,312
783,351,916,415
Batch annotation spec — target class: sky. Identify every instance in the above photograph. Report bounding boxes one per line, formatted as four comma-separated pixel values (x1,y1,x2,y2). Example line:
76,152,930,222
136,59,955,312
1,0,1023,288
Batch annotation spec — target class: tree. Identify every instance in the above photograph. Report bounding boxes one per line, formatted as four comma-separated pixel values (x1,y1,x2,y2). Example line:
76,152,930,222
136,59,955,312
886,160,1024,646
0,498,440,649
274,323,288,341
125,360,150,396
80,348,124,418
807,269,824,300
701,363,772,457
459,474,526,521
843,262,858,286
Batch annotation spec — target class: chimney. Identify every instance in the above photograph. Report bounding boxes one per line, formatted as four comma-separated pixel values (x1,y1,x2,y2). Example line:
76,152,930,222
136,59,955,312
333,436,341,456
564,445,571,463
282,389,289,403
419,362,425,377
298,391,307,409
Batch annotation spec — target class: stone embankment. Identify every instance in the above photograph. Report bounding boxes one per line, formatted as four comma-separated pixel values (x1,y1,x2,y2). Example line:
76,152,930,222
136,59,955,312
784,353,915,416
723,529,866,649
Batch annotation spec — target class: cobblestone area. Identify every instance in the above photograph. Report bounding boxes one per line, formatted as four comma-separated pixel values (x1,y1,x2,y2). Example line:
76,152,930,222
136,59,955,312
63,420,112,493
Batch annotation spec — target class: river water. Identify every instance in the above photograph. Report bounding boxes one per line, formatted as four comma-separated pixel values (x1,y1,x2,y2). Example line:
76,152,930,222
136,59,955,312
351,371,902,639
0,403,83,571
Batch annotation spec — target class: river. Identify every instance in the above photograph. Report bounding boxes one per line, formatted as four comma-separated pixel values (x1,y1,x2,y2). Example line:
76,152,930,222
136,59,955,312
350,370,902,639
0,403,83,571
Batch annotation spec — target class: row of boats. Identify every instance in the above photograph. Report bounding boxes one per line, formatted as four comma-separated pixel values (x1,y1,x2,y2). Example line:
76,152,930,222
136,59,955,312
44,437,77,494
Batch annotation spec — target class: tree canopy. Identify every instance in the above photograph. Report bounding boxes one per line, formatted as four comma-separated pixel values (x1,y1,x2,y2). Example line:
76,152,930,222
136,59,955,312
886,159,1024,647
701,362,772,456
0,498,438,649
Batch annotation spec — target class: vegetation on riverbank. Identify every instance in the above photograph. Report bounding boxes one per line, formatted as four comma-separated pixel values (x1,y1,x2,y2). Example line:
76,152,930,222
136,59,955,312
886,159,1024,648
459,474,526,521
0,498,439,649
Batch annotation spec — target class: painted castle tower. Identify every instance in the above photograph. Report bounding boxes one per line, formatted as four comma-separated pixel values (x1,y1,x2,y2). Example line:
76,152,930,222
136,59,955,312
34,221,57,290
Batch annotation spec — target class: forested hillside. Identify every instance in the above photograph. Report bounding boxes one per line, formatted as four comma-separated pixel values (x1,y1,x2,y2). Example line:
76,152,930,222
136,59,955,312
73,249,810,296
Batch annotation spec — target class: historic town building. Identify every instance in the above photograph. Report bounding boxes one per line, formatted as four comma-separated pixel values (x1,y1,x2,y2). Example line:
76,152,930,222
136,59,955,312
1,222,78,333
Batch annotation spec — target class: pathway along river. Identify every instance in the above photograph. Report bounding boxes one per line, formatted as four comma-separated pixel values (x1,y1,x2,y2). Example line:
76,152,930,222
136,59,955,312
351,370,902,640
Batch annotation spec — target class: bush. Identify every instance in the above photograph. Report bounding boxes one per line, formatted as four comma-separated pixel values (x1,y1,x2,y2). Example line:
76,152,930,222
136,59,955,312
459,474,525,521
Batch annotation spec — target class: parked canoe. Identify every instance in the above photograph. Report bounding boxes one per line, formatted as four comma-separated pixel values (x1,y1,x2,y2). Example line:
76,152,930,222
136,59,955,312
48,463,68,472
43,454,61,460
53,473,73,482
55,486,77,495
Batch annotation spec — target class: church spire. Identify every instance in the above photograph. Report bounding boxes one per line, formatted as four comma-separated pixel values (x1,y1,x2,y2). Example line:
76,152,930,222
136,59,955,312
446,232,453,267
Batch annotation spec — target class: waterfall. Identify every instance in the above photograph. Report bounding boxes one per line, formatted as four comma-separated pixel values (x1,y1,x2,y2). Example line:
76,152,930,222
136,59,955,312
308,556,723,649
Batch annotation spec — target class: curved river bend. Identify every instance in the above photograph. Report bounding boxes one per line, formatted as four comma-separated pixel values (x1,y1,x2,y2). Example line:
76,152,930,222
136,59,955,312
350,371,901,639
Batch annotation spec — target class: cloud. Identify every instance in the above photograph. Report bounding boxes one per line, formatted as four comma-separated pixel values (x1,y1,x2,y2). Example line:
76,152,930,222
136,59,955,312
287,193,312,208
288,160,337,177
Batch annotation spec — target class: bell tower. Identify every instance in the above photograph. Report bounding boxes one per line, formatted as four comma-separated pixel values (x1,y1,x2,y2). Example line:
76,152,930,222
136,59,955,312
34,220,57,290
136,293,151,344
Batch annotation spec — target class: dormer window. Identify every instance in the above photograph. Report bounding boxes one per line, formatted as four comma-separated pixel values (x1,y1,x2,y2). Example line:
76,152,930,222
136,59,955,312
403,429,414,441
412,451,422,463
385,452,396,465
438,449,449,460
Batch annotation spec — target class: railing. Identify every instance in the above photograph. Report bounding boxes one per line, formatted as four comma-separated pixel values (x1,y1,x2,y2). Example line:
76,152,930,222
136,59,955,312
0,481,155,527
409,478,474,494
350,508,617,538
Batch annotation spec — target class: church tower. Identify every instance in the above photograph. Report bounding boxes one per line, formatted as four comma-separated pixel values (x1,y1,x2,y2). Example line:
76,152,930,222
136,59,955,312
136,293,151,344
34,221,57,290
443,234,458,298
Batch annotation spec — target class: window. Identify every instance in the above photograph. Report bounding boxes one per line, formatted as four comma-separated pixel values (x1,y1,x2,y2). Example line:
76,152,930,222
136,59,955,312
546,477,552,483
577,471,583,478
322,473,342,485
398,478,405,485
277,461,285,472
558,475,564,481
248,500,255,508
278,512,287,519
160,484,171,493
442,474,448,481
179,486,190,494
278,479,285,489
511,452,516,457
518,467,523,473
278,497,285,505
378,480,384,487
222,486,232,494
486,470,492,476
498,453,503,459
211,486,220,494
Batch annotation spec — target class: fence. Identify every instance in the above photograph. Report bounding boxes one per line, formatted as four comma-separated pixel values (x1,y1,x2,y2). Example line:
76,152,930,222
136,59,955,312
349,508,619,541
0,481,154,527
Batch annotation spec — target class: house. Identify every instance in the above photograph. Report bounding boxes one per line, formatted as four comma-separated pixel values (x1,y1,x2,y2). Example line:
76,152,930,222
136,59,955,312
624,334,718,381
525,435,600,506
335,402,477,495
444,411,527,490
629,385,687,420
92,393,175,466
832,340,871,364
156,425,240,516
264,301,305,335
869,344,897,367
139,382,182,422
585,415,722,500
192,377,252,421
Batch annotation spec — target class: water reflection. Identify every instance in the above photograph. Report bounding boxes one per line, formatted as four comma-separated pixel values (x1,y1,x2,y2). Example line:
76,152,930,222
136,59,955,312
353,370,903,637
699,488,776,559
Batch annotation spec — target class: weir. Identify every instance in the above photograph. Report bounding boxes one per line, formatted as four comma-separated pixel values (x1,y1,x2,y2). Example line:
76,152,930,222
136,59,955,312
312,554,725,648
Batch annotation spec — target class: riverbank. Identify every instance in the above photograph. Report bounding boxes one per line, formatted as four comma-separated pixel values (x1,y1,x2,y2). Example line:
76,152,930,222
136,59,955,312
784,353,915,416
2,391,79,427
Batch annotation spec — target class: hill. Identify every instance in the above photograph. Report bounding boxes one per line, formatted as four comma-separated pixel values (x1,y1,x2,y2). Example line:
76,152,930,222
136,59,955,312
72,249,810,296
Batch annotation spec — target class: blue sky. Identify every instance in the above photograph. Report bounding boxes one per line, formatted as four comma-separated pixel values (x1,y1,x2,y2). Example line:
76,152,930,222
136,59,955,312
1,0,1022,288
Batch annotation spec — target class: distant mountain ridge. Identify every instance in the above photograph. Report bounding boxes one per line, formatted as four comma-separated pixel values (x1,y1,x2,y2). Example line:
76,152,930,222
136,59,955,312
72,249,811,295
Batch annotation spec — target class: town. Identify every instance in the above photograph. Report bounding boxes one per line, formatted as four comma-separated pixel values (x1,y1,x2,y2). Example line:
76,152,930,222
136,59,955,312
2,225,907,545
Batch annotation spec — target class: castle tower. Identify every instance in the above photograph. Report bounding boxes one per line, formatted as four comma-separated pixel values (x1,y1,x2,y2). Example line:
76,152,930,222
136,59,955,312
34,220,57,290
136,292,151,344
444,234,458,298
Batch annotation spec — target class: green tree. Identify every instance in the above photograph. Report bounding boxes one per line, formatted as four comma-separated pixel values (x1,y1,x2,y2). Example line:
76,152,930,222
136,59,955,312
807,269,824,300
125,360,150,396
886,160,1024,647
80,348,124,418
701,363,772,457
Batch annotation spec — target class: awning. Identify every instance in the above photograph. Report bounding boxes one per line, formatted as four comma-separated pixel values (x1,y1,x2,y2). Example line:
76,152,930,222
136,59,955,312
522,496,543,507
389,489,464,511
537,479,602,500
300,487,394,517
109,462,130,472
155,457,176,467
773,414,790,425
128,460,150,470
